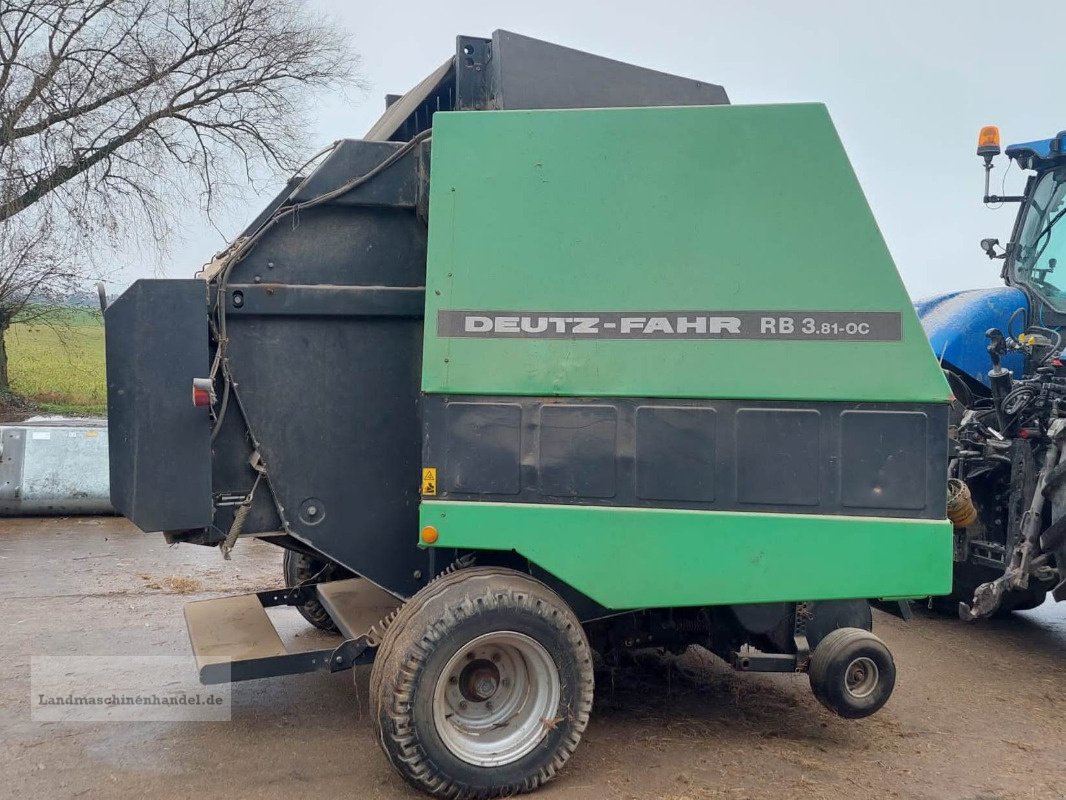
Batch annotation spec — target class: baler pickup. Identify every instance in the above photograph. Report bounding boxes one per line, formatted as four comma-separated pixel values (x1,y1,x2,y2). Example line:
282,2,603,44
184,580,400,684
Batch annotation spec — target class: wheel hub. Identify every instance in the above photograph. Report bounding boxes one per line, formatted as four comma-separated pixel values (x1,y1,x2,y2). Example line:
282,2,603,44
459,659,501,702
433,631,562,767
844,656,879,699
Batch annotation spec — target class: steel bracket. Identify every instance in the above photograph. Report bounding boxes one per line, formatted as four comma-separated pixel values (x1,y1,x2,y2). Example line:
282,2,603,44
793,601,813,672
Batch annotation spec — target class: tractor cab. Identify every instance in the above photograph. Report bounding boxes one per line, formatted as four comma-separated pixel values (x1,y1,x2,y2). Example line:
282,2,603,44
1000,135,1066,316
917,128,1066,390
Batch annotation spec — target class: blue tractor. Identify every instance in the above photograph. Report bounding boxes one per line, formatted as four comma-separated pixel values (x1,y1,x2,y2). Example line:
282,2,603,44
917,128,1066,618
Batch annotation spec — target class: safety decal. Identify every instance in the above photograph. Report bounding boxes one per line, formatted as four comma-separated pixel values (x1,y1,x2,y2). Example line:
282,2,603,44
421,467,438,496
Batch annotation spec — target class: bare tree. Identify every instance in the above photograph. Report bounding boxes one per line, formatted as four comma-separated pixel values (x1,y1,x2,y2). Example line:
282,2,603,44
0,210,81,388
0,0,356,390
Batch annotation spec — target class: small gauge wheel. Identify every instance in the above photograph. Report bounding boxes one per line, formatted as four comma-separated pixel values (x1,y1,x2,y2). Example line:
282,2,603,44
808,627,895,719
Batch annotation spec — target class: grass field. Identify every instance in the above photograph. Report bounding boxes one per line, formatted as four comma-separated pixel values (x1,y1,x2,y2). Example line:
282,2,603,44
5,307,106,416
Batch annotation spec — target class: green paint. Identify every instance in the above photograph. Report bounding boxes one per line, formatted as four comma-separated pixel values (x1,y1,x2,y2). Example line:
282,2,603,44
423,104,948,403
420,501,952,610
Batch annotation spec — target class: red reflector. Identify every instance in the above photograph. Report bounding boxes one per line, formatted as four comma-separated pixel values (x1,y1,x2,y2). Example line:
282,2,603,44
1019,429,1030,439
192,377,214,407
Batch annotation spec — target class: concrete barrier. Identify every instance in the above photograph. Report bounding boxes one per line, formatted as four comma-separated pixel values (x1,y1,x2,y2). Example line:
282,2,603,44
0,418,113,515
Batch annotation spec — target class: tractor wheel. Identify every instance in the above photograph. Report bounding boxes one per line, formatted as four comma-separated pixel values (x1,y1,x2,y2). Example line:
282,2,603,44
995,587,1049,615
370,567,594,798
282,549,351,633
808,627,895,719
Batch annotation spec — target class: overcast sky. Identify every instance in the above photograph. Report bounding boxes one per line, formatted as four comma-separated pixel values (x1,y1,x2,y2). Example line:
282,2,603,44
138,0,1064,300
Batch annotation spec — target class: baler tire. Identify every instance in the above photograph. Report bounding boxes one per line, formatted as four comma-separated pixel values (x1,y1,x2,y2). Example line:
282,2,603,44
370,567,594,799
282,549,350,634
368,565,494,712
368,566,525,719
808,627,895,719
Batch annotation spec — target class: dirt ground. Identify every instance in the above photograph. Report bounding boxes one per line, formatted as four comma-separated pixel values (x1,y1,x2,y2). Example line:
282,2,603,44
1,516,1064,800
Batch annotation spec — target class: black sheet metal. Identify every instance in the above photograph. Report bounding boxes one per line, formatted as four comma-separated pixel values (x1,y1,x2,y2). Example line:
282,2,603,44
367,30,729,143
105,280,212,530
422,395,949,520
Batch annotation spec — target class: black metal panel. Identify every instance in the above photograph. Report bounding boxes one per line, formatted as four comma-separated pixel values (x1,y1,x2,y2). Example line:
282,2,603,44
104,280,212,530
539,405,618,498
237,177,304,239
366,30,729,143
234,204,425,284
106,139,434,595
444,403,522,494
225,284,426,318
487,30,729,110
422,396,949,520
225,316,428,596
635,406,717,502
212,140,434,597
288,140,422,207
455,36,492,111
736,409,822,506
840,410,929,510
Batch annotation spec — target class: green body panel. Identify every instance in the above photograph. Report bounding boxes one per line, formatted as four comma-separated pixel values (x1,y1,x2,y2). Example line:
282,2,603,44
417,104,951,611
422,104,949,403
421,501,953,610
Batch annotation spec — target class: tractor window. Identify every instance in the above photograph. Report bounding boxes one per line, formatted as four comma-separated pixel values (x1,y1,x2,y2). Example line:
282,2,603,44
1013,168,1066,311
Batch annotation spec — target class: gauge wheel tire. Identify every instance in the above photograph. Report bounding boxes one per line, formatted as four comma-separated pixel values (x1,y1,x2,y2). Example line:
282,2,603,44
282,549,351,633
370,567,595,799
808,627,895,719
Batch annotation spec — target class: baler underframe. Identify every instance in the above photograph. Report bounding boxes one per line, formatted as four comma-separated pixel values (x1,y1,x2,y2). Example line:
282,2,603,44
184,570,869,686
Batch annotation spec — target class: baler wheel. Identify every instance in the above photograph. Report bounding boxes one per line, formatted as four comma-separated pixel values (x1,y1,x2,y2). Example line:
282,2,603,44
281,550,351,633
808,627,895,719
370,567,594,798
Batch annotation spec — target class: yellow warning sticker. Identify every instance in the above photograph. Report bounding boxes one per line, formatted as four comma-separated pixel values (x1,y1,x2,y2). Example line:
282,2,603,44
421,467,437,496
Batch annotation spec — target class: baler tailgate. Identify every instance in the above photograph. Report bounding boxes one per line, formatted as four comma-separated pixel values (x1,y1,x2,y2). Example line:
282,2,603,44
184,580,400,684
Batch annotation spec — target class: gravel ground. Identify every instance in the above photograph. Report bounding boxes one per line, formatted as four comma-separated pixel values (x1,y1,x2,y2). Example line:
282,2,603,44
1,516,1064,800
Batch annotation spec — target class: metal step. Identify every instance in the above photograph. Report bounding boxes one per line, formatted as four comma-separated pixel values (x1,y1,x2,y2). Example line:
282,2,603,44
183,579,398,684
316,579,401,640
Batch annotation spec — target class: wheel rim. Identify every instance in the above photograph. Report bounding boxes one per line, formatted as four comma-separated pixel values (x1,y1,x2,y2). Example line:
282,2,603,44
844,656,879,699
432,631,561,767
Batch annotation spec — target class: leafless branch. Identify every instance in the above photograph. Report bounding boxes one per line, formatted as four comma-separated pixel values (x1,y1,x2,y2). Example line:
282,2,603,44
0,0,357,387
